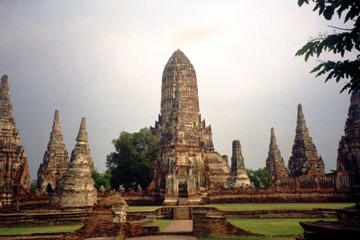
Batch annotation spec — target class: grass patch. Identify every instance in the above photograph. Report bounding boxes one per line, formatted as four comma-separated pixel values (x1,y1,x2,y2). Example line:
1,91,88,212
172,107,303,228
127,206,161,212
144,219,172,231
207,203,354,211
227,218,336,235
199,237,294,240
0,225,82,235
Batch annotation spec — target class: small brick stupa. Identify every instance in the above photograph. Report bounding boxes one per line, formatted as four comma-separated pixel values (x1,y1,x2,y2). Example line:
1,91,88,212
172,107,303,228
266,128,288,182
288,104,325,177
230,140,250,187
52,117,97,210
37,110,69,194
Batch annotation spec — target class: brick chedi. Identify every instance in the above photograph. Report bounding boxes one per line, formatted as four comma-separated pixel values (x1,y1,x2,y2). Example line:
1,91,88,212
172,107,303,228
230,140,250,187
37,110,69,194
152,49,230,205
288,104,325,177
337,91,360,184
266,128,288,182
0,75,31,207
52,117,96,209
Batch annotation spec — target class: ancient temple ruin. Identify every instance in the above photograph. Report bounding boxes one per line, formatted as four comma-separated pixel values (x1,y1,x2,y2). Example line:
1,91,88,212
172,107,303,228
51,117,96,209
37,110,69,194
229,140,250,187
288,104,325,177
0,75,31,206
152,49,230,205
337,91,360,187
266,128,288,182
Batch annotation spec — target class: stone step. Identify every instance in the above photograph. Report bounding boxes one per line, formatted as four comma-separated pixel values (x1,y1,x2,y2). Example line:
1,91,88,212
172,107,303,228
174,207,191,220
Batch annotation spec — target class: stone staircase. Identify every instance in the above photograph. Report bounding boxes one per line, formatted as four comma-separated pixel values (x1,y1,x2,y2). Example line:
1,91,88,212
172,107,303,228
174,207,192,220
206,152,231,186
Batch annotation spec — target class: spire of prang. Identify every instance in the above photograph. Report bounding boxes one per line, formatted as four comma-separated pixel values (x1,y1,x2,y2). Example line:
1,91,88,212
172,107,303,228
288,104,325,177
266,128,288,181
76,117,88,144
37,110,69,193
296,104,310,139
49,110,64,143
0,74,31,203
337,91,360,176
70,117,93,168
0,74,13,119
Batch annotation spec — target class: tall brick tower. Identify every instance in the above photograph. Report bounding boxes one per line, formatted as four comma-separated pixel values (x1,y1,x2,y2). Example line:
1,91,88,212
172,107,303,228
152,49,230,205
0,74,30,206
288,104,325,177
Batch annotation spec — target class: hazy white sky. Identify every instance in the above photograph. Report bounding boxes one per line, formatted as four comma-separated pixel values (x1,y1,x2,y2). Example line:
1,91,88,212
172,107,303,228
0,0,356,180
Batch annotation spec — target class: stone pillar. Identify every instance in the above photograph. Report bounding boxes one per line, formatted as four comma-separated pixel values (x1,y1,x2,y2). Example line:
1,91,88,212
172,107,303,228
230,140,250,187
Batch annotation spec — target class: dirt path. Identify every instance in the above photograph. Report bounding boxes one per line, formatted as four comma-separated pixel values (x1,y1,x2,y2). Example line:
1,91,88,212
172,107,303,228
127,236,196,240
163,220,193,233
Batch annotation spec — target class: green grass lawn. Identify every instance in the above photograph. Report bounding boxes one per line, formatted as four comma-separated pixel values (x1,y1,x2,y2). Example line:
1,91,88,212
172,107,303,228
227,218,336,235
207,203,354,211
127,206,161,212
0,225,82,235
198,237,294,240
144,219,173,231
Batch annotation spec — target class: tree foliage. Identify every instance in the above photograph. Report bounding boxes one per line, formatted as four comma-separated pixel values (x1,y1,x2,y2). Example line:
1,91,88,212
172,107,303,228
246,168,270,188
106,127,158,191
91,169,111,191
30,179,37,193
296,0,360,93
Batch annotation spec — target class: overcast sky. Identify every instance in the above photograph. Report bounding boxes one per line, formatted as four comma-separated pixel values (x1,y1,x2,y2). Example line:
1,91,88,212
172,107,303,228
0,0,356,180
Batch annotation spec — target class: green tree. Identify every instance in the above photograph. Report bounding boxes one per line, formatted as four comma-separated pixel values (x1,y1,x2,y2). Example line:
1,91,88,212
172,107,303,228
246,168,270,188
296,0,360,93
106,127,158,191
91,169,111,191
30,179,37,193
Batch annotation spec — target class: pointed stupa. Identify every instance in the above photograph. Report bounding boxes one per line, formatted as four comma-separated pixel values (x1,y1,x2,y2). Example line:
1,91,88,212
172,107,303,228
37,110,69,193
337,91,360,179
266,128,288,182
0,74,31,206
230,140,250,187
288,104,325,177
76,117,88,144
52,117,96,209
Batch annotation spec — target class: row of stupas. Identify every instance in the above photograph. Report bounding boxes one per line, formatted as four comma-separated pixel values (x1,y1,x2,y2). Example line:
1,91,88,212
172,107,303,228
266,103,325,183
0,74,96,208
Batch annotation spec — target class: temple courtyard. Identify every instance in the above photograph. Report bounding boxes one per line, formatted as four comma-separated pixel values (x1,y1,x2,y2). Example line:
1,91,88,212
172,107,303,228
0,203,354,239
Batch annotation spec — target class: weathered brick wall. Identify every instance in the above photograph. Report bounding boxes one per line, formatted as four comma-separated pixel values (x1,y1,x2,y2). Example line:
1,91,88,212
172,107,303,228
192,212,259,237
